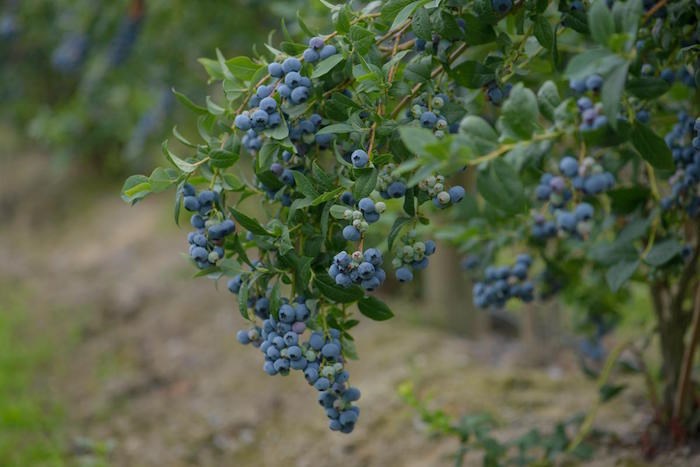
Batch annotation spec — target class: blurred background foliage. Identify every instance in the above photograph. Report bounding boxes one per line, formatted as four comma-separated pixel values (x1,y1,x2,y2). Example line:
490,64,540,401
0,0,328,172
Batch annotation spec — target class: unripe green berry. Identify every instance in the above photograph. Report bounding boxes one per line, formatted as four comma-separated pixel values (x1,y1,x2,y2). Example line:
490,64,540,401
375,201,386,213
437,191,451,205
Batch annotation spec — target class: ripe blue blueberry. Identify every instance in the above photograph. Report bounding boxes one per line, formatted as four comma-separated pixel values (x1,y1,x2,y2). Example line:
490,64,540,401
234,114,251,130
420,111,438,128
448,185,465,203
342,225,361,241
424,240,437,256
574,202,594,222
559,156,579,178
303,48,320,62
282,57,302,73
585,74,603,93
492,0,513,14
319,44,337,59
386,181,407,198
351,149,369,168
358,197,375,213
290,86,309,104
396,267,413,282
259,97,277,113
268,62,283,77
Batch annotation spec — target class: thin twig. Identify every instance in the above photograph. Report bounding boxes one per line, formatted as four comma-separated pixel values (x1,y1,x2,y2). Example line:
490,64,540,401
643,0,669,23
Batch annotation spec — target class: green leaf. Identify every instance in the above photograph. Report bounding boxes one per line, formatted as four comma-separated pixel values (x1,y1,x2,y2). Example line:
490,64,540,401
398,127,438,157
404,56,433,83
148,167,179,192
630,122,674,170
476,159,528,215
336,5,351,33
121,175,151,204
353,168,378,199
292,171,320,199
412,6,432,40
458,116,498,153
348,25,374,55
381,0,416,22
500,83,539,140
206,96,226,116
314,274,364,304
459,14,496,45
605,260,639,292
316,123,356,136
229,208,273,236
588,0,615,47
388,217,412,251
391,0,422,31
209,149,238,169
533,15,554,50
311,54,345,78
172,88,207,115
357,296,394,321
225,56,260,82
162,140,197,173
626,77,670,99
311,187,345,206
601,62,628,130
449,61,495,88
238,282,250,320
644,239,683,267
536,80,560,121
330,204,349,219
564,48,623,80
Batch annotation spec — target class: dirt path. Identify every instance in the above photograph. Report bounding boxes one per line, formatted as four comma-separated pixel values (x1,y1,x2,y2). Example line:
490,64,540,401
0,158,695,466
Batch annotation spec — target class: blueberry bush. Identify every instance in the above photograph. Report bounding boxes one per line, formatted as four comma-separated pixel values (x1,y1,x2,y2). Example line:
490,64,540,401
122,0,699,446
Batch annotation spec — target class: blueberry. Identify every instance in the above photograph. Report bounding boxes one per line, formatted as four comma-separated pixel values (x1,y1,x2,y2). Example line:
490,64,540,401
342,225,361,241
386,181,406,198
280,169,296,186
305,367,319,384
448,185,465,203
319,44,337,60
190,214,205,229
183,196,200,211
636,110,650,124
268,62,283,77
303,48,320,63
357,262,375,280
234,114,251,130
263,361,277,375
351,149,369,168
236,329,250,344
340,191,355,206
287,346,302,361
486,86,503,105
335,273,352,287
396,267,413,282
575,202,594,221
364,211,380,224
284,71,302,87
358,197,375,213
259,97,277,114
585,74,603,93
273,358,290,372
314,377,331,391
182,183,196,197
556,211,577,233
309,332,324,351
191,246,208,262
535,184,552,200
277,84,291,98
361,276,381,291
424,240,437,256
309,36,325,50
364,248,383,265
559,156,579,178
256,85,272,98
570,79,586,94
279,304,296,323
420,111,438,128
282,57,302,74
290,86,309,104
511,263,528,280
660,68,675,83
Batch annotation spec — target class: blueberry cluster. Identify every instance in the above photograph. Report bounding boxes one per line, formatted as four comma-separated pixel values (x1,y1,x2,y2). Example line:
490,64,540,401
289,113,333,150
236,301,361,433
473,254,534,309
569,74,611,131
182,184,236,269
405,94,454,138
662,114,700,216
234,83,283,152
340,198,386,241
531,156,612,239
417,174,466,209
391,232,437,283
300,36,338,64
328,249,386,292
376,164,408,199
